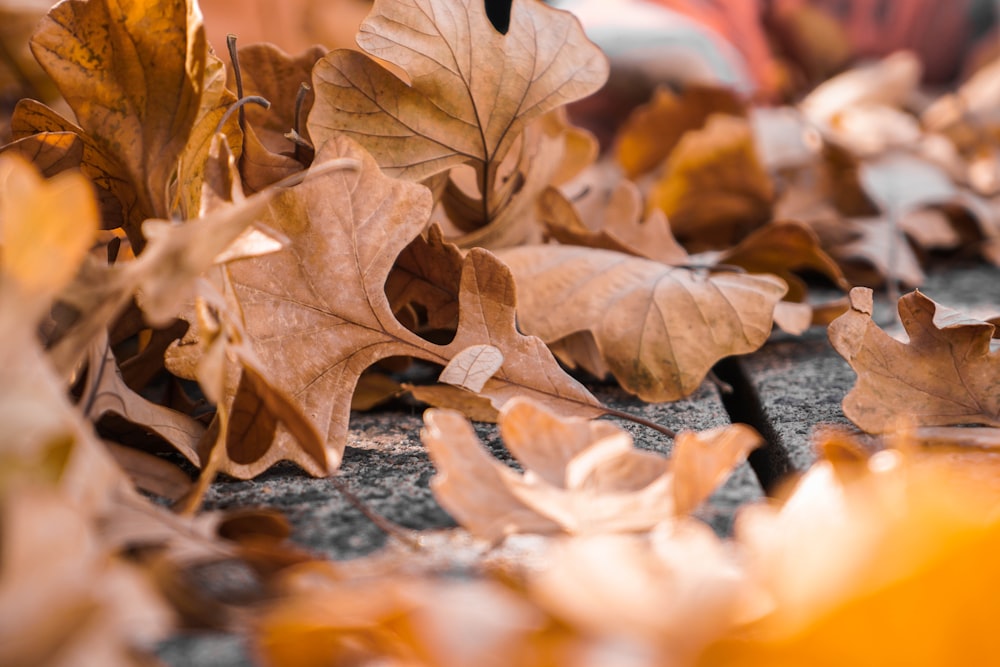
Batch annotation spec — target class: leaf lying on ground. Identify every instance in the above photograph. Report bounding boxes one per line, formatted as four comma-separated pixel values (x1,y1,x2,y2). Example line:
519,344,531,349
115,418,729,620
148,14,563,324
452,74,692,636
308,0,608,181
0,487,173,667
828,287,1000,432
701,431,1000,667
614,84,746,178
496,245,787,401
216,136,601,477
646,114,774,252
255,561,554,667
26,0,239,244
421,397,760,542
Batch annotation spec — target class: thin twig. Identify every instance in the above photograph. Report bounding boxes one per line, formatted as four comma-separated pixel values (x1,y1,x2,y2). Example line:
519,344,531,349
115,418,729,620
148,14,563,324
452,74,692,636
601,406,676,439
328,476,422,550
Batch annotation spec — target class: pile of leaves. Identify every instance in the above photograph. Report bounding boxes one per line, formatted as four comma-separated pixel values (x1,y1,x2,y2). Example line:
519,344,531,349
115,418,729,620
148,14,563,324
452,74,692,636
2,0,1000,665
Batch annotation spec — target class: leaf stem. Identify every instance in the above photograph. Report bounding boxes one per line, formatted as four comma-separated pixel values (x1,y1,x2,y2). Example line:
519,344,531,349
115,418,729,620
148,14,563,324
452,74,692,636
328,476,422,549
600,406,676,439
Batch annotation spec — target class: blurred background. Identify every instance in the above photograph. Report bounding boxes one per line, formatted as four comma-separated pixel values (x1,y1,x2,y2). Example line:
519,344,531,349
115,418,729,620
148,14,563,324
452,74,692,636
2,0,998,143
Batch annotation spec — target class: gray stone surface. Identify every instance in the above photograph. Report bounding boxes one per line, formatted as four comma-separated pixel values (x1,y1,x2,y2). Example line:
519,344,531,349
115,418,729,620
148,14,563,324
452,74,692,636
738,262,1000,472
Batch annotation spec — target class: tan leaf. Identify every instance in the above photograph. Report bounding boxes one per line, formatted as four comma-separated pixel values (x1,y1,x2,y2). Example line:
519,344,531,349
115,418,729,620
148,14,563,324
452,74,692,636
828,287,1000,433
0,487,173,667
439,345,505,394
715,220,849,302
308,0,608,181
614,84,745,178
496,245,787,401
539,184,689,265
647,114,774,252
404,383,500,423
0,155,98,318
81,331,205,466
532,521,765,662
30,0,237,243
800,50,922,126
437,113,594,248
224,136,600,477
422,398,758,541
385,223,465,333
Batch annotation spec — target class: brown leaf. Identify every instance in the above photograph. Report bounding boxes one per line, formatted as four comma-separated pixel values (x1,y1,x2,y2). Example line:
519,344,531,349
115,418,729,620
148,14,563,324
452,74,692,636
223,136,600,477
29,0,238,244
7,99,140,231
614,84,746,178
308,0,608,181
81,331,205,466
421,397,759,541
647,114,774,252
437,112,596,248
532,521,765,662
539,184,690,265
385,223,465,333
0,487,173,667
496,245,787,401
715,220,849,302
829,287,1000,433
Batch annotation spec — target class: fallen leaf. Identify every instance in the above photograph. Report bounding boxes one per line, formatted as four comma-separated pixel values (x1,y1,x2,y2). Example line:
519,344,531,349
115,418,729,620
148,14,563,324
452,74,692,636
702,437,1000,667
421,397,760,541
829,287,1000,432
0,487,174,667
29,0,240,244
647,114,774,251
539,183,689,266
713,220,849,302
532,520,765,665
222,136,601,477
308,0,608,181
81,330,205,466
496,244,787,401
255,561,554,667
614,84,745,178
800,50,922,126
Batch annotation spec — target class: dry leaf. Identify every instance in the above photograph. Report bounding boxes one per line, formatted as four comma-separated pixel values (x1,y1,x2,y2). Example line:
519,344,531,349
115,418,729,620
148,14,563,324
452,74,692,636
308,0,608,181
647,114,774,251
0,487,173,667
614,84,745,178
800,50,922,126
532,521,765,665
829,287,1000,433
255,561,554,667
29,0,239,244
222,136,600,477
496,245,787,401
702,437,1000,667
421,397,760,541
539,183,689,266
714,220,849,302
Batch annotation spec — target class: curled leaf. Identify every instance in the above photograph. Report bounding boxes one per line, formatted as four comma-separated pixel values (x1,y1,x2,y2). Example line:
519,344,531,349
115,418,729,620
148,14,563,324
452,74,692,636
829,287,1000,432
422,397,760,541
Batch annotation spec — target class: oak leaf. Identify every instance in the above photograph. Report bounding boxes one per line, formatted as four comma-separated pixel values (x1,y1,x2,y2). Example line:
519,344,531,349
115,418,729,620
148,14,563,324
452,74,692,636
829,287,1000,433
28,0,240,244
495,245,787,401
421,397,761,541
646,114,774,252
614,84,745,178
308,0,608,182
220,136,600,477
702,435,1000,667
